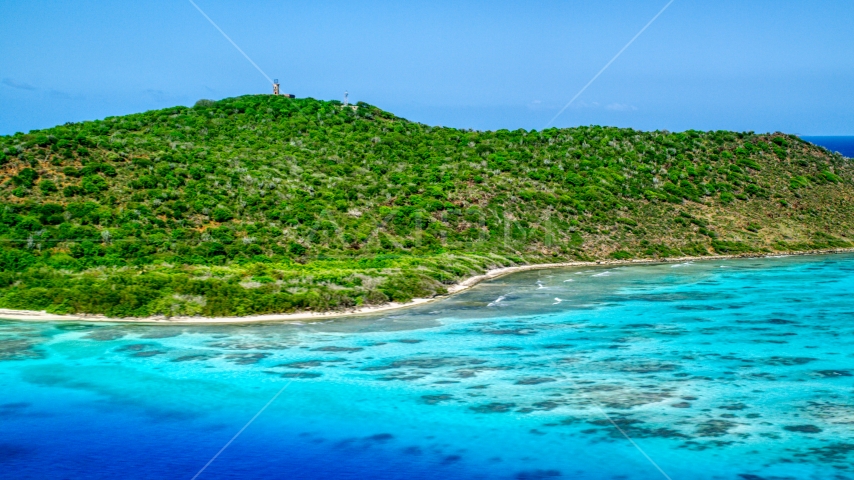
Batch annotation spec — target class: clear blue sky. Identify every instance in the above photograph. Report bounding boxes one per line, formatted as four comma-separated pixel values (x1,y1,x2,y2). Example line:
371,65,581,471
2,0,852,135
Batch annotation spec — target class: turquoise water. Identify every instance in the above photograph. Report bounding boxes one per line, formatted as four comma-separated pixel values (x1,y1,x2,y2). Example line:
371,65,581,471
2,254,854,479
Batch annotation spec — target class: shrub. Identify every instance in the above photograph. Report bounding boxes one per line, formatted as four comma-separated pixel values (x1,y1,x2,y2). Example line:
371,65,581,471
212,207,234,222
63,185,83,197
789,176,810,190
12,168,38,188
737,158,761,171
39,180,58,193
711,240,751,254
821,170,841,183
288,242,306,256
82,175,108,194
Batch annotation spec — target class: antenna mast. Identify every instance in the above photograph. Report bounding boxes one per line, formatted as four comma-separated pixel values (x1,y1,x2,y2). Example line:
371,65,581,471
344,91,349,106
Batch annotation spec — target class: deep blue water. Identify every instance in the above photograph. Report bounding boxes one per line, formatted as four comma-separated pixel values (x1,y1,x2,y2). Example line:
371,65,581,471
801,136,854,158
2,254,854,479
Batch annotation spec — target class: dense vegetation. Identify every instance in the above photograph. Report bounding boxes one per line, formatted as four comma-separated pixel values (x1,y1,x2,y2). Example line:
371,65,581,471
1,95,853,317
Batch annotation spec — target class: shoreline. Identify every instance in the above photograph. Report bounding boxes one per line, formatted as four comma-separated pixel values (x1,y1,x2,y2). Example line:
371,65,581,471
2,247,853,325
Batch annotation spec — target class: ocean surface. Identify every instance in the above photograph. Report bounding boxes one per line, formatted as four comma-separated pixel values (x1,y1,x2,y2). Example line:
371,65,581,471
2,254,854,479
801,136,854,158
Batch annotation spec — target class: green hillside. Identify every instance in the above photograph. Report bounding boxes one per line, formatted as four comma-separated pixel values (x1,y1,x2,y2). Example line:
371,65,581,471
1,95,852,317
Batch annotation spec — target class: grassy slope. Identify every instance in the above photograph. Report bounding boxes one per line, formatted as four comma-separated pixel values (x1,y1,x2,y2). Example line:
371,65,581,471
0,95,852,317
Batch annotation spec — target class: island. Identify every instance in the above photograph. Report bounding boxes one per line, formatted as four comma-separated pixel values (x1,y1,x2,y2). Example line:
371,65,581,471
1,95,852,320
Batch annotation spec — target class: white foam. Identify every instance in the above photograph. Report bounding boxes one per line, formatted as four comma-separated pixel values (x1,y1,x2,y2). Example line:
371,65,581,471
592,271,612,277
671,261,694,268
563,279,574,283
552,297,563,305
487,295,507,307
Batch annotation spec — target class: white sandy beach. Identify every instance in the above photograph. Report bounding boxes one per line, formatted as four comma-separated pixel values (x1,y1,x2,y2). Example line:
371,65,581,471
2,248,852,325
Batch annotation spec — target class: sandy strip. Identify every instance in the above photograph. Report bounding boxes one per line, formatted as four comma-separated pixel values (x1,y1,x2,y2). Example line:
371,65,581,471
2,248,853,325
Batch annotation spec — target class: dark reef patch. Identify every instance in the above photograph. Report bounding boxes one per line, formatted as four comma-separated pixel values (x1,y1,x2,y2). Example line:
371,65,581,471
696,419,738,437
531,401,562,411
422,394,454,405
376,372,425,381
624,323,657,329
784,424,822,433
281,372,322,379
0,402,33,419
764,357,816,366
402,446,423,455
674,305,722,311
138,330,183,339
172,354,218,362
117,343,153,352
470,402,517,413
803,442,854,464
311,346,363,353
83,329,126,341
515,377,557,385
482,328,538,336
208,341,290,351
365,433,394,443
612,361,679,373
277,360,324,369
766,318,799,325
737,474,799,480
579,385,673,409
131,350,166,357
226,353,270,365
363,357,487,371
0,338,46,361
588,416,688,439
53,323,92,332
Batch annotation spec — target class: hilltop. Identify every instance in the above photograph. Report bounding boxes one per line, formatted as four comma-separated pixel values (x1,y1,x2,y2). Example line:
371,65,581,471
1,95,853,318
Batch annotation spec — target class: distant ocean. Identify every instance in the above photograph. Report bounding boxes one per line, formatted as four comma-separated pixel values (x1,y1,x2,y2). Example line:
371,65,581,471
800,136,854,158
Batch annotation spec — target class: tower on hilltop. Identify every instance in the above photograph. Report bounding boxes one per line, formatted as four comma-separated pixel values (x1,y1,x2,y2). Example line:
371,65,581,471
272,79,294,98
